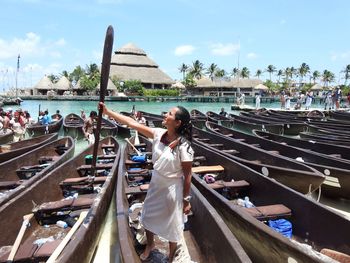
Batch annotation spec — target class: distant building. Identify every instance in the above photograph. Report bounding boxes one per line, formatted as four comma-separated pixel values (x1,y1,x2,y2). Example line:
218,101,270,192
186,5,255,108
110,43,174,89
187,77,263,96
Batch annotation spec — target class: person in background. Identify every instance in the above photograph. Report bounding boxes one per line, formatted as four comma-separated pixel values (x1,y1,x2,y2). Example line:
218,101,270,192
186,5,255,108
11,112,25,142
305,92,313,110
135,111,147,125
80,109,87,120
294,95,302,110
255,94,261,109
324,91,332,110
334,87,342,110
99,102,193,262
83,111,97,144
219,107,227,117
40,110,52,125
285,93,291,110
280,92,286,109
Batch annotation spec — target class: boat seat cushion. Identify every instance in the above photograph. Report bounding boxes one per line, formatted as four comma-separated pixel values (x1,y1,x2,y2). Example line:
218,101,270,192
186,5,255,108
244,204,291,221
33,239,62,261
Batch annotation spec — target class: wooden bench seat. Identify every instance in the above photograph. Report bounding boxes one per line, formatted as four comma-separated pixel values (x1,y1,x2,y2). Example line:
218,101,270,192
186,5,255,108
193,156,206,162
235,138,246,142
38,156,59,164
0,180,22,190
251,144,261,148
243,204,291,221
125,184,149,195
134,143,147,148
33,239,62,261
268,150,280,155
16,165,47,179
60,176,107,186
77,163,114,172
225,133,234,137
101,144,115,149
222,149,239,154
97,154,117,160
328,154,342,158
197,138,210,143
208,143,224,149
208,180,249,191
192,165,224,174
33,197,94,214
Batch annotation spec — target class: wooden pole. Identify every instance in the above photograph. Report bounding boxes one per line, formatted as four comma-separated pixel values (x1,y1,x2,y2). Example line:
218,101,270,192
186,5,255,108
90,26,114,177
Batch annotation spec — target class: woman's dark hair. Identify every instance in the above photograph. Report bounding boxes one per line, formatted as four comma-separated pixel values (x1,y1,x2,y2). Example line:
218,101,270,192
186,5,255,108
175,106,192,144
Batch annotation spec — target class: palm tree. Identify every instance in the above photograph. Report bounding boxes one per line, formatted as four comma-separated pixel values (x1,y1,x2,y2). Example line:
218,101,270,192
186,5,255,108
266,65,276,81
178,63,189,81
231,67,240,78
277,70,283,83
190,60,205,80
298,63,310,85
86,63,99,76
240,67,250,78
255,69,263,79
322,70,335,88
215,69,227,78
69,65,85,85
312,70,321,84
206,63,218,81
60,70,69,78
342,64,350,85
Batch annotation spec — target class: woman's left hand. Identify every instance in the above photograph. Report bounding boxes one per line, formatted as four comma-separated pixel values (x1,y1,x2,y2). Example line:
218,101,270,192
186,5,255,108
183,201,191,214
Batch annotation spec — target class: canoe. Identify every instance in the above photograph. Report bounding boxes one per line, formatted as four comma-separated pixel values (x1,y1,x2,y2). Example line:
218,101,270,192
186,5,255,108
0,129,14,145
206,111,231,123
63,113,84,139
114,122,131,137
306,124,350,136
254,130,350,162
26,114,63,137
206,121,350,200
191,141,350,262
190,109,207,120
0,136,75,207
227,114,284,134
116,135,251,262
329,110,350,121
193,127,325,194
0,133,58,164
0,137,120,263
299,131,350,146
100,117,118,137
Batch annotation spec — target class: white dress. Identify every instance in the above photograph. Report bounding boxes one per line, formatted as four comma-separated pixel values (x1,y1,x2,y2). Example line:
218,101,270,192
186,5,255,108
141,128,194,242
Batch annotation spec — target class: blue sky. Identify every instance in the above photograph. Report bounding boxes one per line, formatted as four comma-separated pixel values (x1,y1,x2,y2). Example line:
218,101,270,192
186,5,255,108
1,0,350,91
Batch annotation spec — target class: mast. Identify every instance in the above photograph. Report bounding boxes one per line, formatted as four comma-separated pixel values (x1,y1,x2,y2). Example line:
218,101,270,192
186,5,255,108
15,54,20,98
237,39,240,95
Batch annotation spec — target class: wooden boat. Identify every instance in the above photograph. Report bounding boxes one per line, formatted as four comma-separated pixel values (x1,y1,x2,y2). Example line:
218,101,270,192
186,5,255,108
227,114,284,134
116,135,251,262
329,110,350,121
206,121,350,200
0,133,58,164
191,141,350,262
190,109,207,120
2,97,22,106
254,130,350,162
63,113,84,139
114,122,131,137
206,111,231,123
0,137,120,263
26,114,63,137
100,117,118,137
192,127,325,194
306,123,350,136
0,129,14,145
239,111,307,135
299,131,350,146
0,136,74,207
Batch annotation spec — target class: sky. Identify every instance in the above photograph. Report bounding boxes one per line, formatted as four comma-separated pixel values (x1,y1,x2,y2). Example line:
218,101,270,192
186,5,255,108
1,0,350,91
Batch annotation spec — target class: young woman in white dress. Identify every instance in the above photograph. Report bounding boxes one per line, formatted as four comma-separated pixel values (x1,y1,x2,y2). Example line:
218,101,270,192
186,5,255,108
99,102,194,262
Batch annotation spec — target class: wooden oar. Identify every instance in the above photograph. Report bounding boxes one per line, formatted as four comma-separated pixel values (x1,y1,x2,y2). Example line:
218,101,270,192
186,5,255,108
46,211,88,263
90,25,114,177
7,213,34,262
125,138,142,156
134,130,140,145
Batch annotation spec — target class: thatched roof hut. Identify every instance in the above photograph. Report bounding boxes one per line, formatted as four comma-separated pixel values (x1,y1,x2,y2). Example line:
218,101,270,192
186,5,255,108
33,75,54,95
96,78,118,96
54,76,72,91
254,83,269,91
110,43,174,89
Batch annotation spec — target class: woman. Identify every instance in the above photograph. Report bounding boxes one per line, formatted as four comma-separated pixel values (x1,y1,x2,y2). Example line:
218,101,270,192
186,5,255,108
99,103,193,262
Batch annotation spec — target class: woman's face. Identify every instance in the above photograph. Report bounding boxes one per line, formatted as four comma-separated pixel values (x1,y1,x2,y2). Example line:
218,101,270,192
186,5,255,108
162,107,181,130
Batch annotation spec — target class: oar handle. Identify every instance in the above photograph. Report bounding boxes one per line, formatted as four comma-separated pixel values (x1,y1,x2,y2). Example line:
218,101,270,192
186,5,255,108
125,138,142,156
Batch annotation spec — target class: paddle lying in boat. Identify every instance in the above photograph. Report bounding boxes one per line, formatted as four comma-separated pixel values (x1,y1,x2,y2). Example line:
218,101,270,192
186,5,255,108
207,121,350,200
192,126,325,194
0,136,74,207
0,136,120,263
190,141,350,262
116,135,251,262
0,133,58,164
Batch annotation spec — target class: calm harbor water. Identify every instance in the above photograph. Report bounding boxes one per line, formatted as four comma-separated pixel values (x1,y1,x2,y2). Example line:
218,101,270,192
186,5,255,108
5,99,349,262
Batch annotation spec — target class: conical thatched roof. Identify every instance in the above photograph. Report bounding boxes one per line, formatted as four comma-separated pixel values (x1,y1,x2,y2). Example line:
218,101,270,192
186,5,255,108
34,75,54,90
195,77,262,88
54,76,72,90
171,81,185,89
96,78,118,90
110,43,174,85
311,83,323,90
73,79,83,90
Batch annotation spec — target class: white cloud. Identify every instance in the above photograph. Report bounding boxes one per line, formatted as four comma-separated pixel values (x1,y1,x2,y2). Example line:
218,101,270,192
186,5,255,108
247,52,257,59
210,43,240,56
174,45,196,56
0,33,66,60
330,51,350,61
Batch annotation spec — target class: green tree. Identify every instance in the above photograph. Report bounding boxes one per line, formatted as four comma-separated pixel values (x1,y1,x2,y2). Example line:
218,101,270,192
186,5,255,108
266,65,276,81
206,63,218,81
277,70,283,83
190,60,205,79
240,67,250,78
80,73,100,91
48,74,59,83
178,63,189,81
298,63,310,84
60,70,70,79
342,64,350,85
255,69,263,79
183,72,197,89
312,70,321,84
231,67,239,78
69,66,85,85
86,63,99,76
123,80,144,95
322,70,335,87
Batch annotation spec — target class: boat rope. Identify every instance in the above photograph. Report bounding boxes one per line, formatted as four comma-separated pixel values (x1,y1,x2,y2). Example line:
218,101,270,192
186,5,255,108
316,185,322,202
